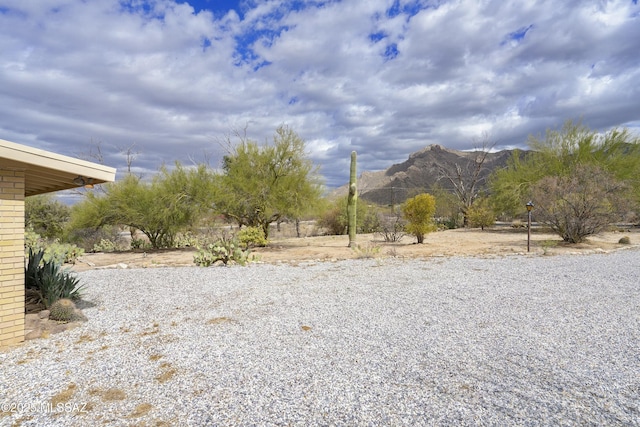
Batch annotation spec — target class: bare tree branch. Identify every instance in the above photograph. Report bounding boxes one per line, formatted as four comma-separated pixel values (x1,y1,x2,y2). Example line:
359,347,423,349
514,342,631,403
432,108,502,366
438,134,496,226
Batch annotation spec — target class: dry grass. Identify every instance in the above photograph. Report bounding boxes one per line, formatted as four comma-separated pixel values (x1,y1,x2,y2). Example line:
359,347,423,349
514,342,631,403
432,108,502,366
127,403,153,418
101,388,127,401
76,334,94,343
139,324,160,336
50,383,76,406
206,317,233,325
156,362,177,383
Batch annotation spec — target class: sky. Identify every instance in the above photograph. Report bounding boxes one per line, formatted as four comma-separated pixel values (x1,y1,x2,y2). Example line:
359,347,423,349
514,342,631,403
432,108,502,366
1,0,639,191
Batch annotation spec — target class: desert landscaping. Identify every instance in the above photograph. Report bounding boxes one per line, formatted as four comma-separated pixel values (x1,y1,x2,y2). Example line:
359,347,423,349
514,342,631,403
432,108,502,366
70,225,639,271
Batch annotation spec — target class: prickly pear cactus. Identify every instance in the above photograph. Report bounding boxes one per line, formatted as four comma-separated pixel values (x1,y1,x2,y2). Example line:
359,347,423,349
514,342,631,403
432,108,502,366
49,298,77,322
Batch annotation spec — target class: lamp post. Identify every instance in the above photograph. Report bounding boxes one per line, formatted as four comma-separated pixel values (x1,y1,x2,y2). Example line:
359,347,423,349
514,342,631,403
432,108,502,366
526,201,534,252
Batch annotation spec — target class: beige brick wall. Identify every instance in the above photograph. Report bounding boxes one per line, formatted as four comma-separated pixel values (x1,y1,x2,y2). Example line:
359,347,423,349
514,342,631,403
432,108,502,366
0,168,25,348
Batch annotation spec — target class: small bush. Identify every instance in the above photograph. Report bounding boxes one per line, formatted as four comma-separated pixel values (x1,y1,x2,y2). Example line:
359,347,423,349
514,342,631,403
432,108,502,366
402,193,437,244
175,231,200,248
376,213,406,242
317,197,381,235
467,199,495,230
436,215,461,230
238,226,268,248
93,239,118,253
25,230,84,264
45,242,84,265
67,225,127,252
317,205,345,235
194,236,254,266
131,238,151,250
25,228,41,251
352,243,381,259
618,236,631,245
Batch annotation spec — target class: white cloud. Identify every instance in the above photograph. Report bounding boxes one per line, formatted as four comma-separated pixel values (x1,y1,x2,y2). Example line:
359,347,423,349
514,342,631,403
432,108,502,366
0,0,639,188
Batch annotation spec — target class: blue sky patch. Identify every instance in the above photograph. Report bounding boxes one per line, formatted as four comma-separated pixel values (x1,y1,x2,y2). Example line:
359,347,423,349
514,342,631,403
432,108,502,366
369,31,387,43
180,0,241,17
201,37,212,52
386,0,425,19
501,24,534,46
234,26,290,65
119,1,154,16
384,43,399,61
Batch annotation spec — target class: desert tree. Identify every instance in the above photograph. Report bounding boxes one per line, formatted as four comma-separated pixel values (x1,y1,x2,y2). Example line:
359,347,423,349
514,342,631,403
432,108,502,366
69,163,216,249
530,165,629,243
214,125,323,238
117,142,139,174
490,120,640,240
466,197,495,230
438,134,495,227
402,193,437,244
25,194,71,240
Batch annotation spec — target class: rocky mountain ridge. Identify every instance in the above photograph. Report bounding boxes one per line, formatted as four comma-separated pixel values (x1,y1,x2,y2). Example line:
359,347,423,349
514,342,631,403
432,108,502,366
333,144,522,206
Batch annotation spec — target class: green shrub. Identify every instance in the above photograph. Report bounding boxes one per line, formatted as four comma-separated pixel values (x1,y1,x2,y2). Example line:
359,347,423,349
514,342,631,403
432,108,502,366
67,225,127,252
25,230,84,264
467,199,496,230
402,193,437,244
93,238,118,253
44,242,84,265
318,197,381,235
131,238,151,250
238,226,268,248
194,236,254,266
25,228,41,251
618,236,631,245
352,243,381,259
175,231,200,248
25,249,84,308
49,298,77,322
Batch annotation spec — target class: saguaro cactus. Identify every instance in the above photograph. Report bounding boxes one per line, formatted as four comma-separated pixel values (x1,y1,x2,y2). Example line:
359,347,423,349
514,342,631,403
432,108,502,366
347,151,357,248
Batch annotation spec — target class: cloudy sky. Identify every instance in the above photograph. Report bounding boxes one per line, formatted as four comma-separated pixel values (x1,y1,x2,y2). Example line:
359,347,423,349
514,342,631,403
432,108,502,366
1,0,639,189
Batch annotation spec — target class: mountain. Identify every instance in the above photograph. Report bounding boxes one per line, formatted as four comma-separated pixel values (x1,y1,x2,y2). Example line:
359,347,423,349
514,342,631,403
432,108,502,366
332,144,522,206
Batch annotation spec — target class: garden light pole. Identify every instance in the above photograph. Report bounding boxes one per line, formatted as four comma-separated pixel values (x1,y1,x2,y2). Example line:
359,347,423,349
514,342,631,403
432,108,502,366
526,201,534,252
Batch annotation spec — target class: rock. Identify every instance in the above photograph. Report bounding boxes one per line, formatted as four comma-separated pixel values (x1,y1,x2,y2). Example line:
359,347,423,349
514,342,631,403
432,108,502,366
73,310,88,322
25,314,40,330
25,328,42,340
117,263,128,269
49,323,69,334
38,310,50,319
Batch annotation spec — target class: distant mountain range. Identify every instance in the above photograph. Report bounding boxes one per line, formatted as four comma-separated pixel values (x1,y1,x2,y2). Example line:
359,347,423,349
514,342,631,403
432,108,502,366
332,144,522,206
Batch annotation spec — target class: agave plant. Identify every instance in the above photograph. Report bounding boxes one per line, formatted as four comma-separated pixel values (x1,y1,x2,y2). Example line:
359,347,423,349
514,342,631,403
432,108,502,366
25,248,84,309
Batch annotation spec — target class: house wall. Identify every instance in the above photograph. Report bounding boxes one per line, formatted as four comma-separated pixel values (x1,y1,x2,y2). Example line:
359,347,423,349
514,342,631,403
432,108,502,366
0,168,25,347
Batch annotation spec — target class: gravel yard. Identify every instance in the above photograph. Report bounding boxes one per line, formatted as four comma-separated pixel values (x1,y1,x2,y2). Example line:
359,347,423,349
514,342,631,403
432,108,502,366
1,250,639,426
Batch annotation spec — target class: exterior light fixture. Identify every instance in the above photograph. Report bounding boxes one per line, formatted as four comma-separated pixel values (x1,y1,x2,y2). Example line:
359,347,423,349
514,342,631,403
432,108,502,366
526,201,534,252
73,176,95,189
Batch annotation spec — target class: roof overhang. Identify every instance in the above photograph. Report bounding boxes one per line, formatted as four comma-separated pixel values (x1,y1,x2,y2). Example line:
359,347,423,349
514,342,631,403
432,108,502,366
0,139,116,196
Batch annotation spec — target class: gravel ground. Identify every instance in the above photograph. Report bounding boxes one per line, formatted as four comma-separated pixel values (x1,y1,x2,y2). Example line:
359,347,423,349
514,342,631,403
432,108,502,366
1,251,639,426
